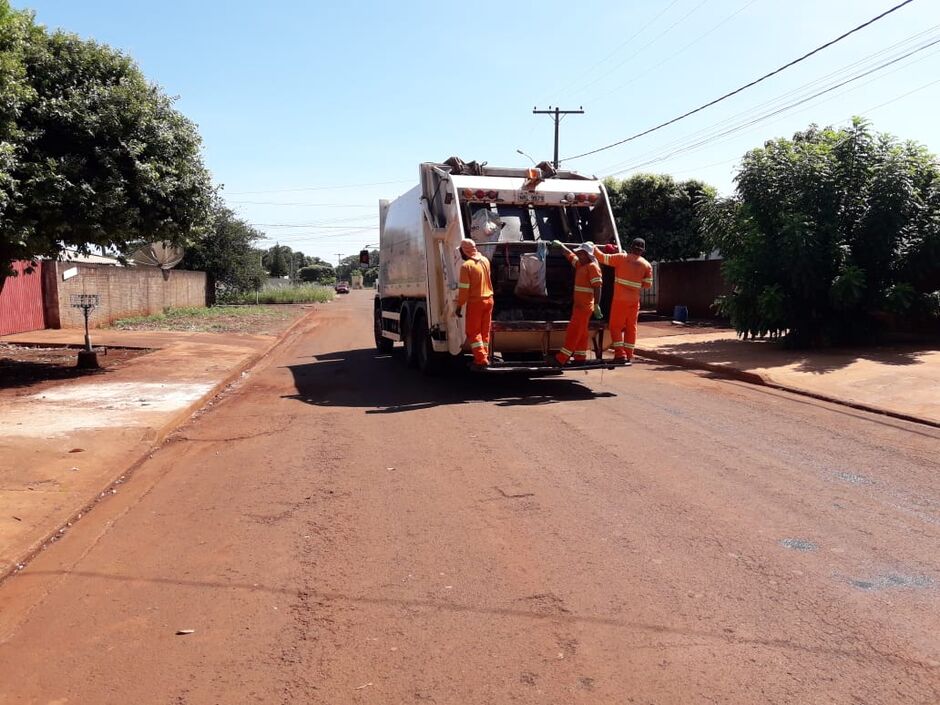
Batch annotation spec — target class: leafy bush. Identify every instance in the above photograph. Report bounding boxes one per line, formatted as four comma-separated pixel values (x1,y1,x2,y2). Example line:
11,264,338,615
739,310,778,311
604,174,716,261
705,119,940,346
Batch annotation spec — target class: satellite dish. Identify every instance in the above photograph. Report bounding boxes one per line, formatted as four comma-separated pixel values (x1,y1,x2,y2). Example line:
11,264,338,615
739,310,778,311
128,241,184,269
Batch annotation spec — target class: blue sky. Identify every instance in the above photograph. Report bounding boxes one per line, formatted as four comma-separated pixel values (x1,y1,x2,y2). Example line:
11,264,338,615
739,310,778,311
17,0,940,262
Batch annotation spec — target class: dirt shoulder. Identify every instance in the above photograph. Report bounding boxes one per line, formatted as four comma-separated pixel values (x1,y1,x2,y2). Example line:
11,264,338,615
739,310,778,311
0,305,322,580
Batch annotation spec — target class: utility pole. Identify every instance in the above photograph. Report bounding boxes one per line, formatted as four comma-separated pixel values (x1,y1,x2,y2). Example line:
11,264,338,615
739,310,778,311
532,106,584,169
335,253,344,266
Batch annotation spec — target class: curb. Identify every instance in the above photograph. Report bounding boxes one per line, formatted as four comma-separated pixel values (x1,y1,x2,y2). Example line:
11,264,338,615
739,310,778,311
0,306,322,583
635,347,940,430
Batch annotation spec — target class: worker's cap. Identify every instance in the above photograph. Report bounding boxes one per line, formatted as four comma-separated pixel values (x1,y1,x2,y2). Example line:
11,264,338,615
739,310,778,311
631,237,646,251
459,238,478,257
575,241,595,255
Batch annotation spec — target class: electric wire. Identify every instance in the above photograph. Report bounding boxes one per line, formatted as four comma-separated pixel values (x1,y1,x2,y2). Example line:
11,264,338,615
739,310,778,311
601,35,940,175
594,24,940,174
563,0,918,162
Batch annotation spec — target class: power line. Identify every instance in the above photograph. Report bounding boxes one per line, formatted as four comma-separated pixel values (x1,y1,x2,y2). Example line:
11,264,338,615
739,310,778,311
600,24,940,173
573,0,712,102
627,74,940,182
541,0,683,105
226,179,411,195
600,31,940,175
589,0,761,105
563,0,918,162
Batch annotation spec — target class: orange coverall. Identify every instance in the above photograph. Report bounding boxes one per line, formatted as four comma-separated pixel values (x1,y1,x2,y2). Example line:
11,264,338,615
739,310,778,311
457,254,494,365
556,252,603,365
596,250,653,360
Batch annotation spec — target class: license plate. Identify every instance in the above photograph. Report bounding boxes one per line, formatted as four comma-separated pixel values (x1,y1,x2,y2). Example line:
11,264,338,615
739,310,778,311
516,190,545,203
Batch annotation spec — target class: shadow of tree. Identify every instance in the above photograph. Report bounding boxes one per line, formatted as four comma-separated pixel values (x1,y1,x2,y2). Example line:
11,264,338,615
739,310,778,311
647,338,933,375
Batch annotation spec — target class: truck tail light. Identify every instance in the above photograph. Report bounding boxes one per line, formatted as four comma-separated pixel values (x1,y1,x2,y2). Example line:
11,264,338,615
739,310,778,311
587,194,598,204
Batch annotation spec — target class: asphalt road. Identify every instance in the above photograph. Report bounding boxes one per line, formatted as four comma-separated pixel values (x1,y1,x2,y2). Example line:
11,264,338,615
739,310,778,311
1,291,938,704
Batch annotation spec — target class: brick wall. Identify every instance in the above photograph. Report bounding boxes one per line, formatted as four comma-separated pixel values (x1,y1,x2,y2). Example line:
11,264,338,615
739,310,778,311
656,259,731,319
46,262,207,328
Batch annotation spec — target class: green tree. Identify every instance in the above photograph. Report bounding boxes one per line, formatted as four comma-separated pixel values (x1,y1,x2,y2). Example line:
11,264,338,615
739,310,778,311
704,119,940,346
0,4,213,284
180,204,265,297
604,173,716,261
297,261,334,284
335,250,378,285
262,244,291,277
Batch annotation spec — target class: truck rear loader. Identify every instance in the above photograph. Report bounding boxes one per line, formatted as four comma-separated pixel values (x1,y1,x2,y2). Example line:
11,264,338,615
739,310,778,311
374,159,625,373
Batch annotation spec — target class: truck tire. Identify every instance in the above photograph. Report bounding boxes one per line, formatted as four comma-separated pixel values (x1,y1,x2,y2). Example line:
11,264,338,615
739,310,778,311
414,310,446,376
374,301,393,353
401,305,418,368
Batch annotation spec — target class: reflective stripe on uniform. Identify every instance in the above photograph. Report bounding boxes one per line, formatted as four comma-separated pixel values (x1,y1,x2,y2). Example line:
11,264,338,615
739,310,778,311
559,347,572,356
590,277,603,284
611,341,626,348
457,282,470,289
574,350,588,356
574,285,593,293
471,341,486,349
624,343,636,349
643,278,653,283
615,278,642,288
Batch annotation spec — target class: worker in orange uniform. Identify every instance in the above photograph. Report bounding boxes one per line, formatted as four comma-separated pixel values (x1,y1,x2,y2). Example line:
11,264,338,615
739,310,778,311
455,238,494,368
551,240,603,366
593,238,653,365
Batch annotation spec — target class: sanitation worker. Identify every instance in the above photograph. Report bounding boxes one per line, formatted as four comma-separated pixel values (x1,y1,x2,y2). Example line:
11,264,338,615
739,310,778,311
593,238,653,365
455,238,494,368
551,240,603,366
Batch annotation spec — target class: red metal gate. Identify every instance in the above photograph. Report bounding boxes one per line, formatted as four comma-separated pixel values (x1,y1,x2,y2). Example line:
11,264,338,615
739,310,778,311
0,260,47,336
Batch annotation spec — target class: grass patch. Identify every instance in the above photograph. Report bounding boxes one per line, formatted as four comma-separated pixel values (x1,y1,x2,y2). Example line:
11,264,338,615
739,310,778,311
111,305,307,335
221,285,334,305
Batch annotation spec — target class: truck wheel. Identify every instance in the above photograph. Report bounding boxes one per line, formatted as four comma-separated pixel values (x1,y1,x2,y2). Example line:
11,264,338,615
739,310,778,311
374,302,393,353
414,311,445,376
401,306,418,368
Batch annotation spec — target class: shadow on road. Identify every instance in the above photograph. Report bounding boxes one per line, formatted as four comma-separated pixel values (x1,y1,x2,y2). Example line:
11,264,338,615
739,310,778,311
283,347,617,411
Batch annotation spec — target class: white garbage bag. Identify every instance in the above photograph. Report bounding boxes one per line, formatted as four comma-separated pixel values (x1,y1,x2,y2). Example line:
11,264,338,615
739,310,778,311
515,253,547,297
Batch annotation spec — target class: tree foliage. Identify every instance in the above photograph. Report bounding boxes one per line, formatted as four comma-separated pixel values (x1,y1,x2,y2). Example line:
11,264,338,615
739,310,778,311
262,244,292,278
335,250,378,286
604,173,716,261
0,2,214,281
704,119,940,346
298,259,334,284
180,204,265,296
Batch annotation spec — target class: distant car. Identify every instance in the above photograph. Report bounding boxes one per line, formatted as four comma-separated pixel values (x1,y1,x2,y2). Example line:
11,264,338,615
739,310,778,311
334,282,350,294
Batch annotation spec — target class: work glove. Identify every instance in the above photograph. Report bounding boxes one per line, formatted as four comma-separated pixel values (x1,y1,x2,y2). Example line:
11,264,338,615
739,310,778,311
593,305,604,320
551,240,563,249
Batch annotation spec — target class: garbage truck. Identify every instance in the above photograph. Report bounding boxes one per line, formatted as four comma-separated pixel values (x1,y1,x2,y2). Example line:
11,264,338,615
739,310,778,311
372,158,625,373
